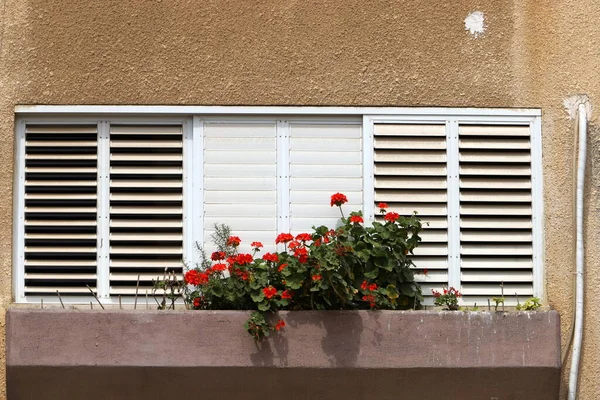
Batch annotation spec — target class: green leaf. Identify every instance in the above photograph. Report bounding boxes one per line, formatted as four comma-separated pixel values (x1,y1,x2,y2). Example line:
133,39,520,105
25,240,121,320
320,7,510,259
386,284,400,300
251,291,265,303
258,301,270,311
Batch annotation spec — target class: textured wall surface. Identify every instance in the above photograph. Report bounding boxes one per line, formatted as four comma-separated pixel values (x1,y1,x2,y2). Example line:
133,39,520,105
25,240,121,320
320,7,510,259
6,309,561,399
0,0,599,399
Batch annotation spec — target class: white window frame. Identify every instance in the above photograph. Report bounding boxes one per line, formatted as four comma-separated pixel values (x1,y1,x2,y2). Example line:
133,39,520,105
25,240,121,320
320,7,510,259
13,106,543,304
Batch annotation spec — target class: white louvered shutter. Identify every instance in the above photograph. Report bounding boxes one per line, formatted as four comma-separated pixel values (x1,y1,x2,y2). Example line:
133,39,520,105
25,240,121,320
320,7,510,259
23,124,98,296
458,125,534,304
203,122,278,254
109,125,184,295
373,124,448,296
289,123,363,234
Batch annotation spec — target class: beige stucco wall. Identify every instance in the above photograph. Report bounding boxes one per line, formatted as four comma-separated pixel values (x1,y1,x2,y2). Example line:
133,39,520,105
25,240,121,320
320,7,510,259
0,0,599,399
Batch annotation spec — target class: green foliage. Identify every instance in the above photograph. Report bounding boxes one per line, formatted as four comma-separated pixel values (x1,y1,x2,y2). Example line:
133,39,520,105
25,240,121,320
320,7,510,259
182,195,424,340
492,296,505,311
516,297,542,311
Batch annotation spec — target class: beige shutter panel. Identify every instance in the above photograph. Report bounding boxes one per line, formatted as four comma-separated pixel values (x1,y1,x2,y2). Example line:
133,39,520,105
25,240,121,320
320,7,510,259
289,123,363,234
459,125,534,304
373,124,448,296
109,125,184,295
23,125,98,295
203,122,278,254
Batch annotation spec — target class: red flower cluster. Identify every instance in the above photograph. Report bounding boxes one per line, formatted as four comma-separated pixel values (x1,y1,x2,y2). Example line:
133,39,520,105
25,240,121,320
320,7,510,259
251,241,263,249
295,233,312,242
330,192,348,207
193,297,203,308
185,270,209,286
227,236,241,246
274,319,285,331
211,251,226,261
293,246,308,263
232,253,253,266
275,233,294,244
383,212,400,223
263,286,277,299
431,287,462,298
362,294,376,308
212,263,227,272
312,274,322,282
278,263,287,272
377,202,388,210
281,290,292,299
262,252,279,262
349,215,364,224
360,280,378,292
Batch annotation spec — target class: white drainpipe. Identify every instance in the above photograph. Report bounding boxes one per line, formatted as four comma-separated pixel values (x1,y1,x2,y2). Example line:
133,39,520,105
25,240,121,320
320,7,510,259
567,103,588,400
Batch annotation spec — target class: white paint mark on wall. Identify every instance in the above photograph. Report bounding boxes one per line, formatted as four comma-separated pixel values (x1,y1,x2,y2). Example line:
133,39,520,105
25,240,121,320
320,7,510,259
563,94,593,120
464,11,485,37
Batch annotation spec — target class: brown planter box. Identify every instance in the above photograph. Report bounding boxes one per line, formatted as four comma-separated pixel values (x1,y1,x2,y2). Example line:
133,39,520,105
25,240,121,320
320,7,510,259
6,308,560,399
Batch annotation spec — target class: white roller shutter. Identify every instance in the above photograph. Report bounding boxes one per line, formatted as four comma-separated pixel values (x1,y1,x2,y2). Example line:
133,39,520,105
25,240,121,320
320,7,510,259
458,125,535,304
203,122,278,253
373,124,448,296
23,124,98,296
108,125,184,295
289,122,363,233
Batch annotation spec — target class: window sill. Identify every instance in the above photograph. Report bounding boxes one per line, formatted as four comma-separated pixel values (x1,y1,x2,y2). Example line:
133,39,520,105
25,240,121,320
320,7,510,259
6,308,560,399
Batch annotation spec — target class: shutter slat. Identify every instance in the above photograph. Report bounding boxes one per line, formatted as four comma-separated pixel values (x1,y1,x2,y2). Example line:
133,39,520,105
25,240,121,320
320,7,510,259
109,124,185,295
373,123,449,298
203,122,278,254
458,124,535,300
23,124,99,296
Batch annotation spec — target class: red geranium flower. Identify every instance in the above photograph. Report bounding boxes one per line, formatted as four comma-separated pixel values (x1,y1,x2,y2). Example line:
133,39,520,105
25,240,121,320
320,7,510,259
377,202,388,210
226,256,236,265
432,289,441,298
349,215,364,224
211,263,227,272
263,286,277,299
313,239,321,247
423,268,429,275
251,241,263,249
278,263,288,272
368,283,378,291
185,270,208,286
295,233,312,242
238,271,249,281
360,280,368,291
330,192,348,207
193,297,202,308
312,274,322,282
383,212,400,223
262,252,279,262
288,240,300,250
210,251,226,261
234,253,253,266
275,233,294,244
293,247,309,263
274,319,285,331
281,290,292,299
362,294,376,308
227,236,241,246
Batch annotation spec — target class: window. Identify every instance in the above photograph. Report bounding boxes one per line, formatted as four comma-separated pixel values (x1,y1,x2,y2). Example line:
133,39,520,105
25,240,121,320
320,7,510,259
14,107,543,305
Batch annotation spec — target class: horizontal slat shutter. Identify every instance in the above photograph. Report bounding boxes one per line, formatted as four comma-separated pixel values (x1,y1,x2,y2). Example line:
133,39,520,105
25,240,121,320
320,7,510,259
459,125,534,304
290,123,362,234
373,124,448,296
203,122,278,253
23,124,98,295
109,125,184,295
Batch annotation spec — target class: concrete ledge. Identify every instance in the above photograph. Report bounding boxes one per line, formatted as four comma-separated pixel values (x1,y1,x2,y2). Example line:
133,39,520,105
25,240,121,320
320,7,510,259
6,309,561,399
